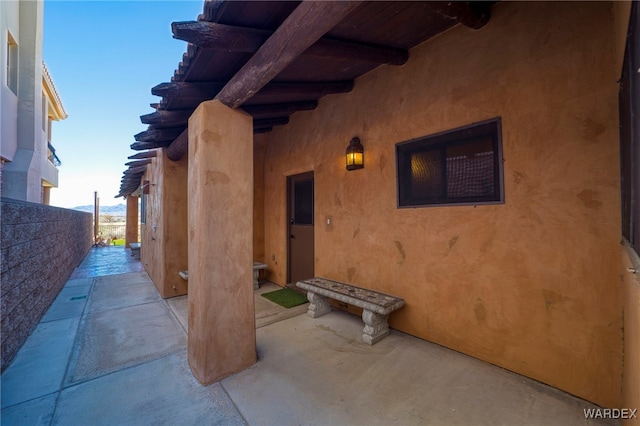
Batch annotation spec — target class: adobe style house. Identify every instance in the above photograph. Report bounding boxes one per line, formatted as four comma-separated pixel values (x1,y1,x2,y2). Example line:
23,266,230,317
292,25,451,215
1,0,67,204
118,1,639,413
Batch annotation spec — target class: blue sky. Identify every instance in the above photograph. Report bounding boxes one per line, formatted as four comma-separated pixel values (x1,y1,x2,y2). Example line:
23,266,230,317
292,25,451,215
44,0,203,207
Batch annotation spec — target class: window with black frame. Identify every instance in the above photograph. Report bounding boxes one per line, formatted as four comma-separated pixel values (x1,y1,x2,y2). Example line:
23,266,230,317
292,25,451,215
396,118,504,208
619,1,639,256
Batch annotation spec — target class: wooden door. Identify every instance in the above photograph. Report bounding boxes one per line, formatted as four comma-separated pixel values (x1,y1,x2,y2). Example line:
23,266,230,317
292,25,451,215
287,172,314,284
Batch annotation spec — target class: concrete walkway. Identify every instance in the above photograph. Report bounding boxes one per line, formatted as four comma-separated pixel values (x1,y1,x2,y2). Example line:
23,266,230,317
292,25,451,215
1,247,617,425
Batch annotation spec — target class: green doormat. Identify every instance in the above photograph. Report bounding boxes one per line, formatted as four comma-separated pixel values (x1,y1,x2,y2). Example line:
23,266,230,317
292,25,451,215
261,288,308,308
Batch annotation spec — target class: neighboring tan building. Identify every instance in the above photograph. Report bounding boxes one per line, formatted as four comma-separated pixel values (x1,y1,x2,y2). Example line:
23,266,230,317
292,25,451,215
118,1,639,415
1,0,67,204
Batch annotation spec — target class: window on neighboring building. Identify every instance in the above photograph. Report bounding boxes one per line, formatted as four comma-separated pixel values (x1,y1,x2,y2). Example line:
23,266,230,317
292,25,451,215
6,32,18,95
396,118,504,208
42,93,47,131
619,1,639,255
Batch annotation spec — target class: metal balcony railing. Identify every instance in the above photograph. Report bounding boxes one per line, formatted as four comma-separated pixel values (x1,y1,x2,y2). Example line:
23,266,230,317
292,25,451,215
47,142,62,166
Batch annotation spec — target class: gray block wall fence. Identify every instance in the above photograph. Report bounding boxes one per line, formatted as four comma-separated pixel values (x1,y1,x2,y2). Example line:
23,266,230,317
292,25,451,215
1,197,93,371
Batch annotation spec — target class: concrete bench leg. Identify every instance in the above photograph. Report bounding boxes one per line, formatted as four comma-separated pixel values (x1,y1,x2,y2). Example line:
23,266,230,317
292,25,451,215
306,292,331,318
253,269,260,290
253,263,267,290
362,310,390,345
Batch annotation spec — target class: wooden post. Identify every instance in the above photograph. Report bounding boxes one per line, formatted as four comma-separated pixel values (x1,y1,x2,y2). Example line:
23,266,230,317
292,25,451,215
93,191,99,244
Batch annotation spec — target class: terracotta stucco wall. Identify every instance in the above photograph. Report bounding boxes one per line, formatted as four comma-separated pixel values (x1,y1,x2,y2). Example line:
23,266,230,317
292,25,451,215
141,156,163,293
254,137,267,263
262,2,623,406
141,150,188,298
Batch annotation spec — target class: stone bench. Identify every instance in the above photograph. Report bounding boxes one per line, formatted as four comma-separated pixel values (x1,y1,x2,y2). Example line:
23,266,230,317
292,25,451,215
296,277,405,345
129,243,141,260
253,262,268,289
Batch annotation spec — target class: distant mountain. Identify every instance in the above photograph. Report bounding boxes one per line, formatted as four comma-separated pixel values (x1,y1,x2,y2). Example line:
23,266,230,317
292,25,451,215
72,204,127,216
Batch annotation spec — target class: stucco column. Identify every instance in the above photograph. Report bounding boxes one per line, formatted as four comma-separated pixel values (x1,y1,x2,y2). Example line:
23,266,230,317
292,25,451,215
125,195,139,248
1,0,44,202
187,100,256,384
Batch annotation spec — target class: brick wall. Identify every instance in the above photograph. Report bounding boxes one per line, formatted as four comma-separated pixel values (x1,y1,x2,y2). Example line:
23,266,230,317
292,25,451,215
0,197,92,371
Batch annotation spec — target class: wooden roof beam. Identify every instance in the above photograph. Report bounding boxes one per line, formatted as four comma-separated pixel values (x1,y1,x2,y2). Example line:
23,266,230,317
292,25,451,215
117,184,142,196
120,182,142,190
131,141,172,151
134,126,185,143
172,21,269,53
166,129,189,162
124,165,148,175
165,2,361,161
140,109,193,128
153,81,352,108
215,1,363,109
425,2,490,30
172,21,408,65
125,159,153,167
128,151,158,160
152,81,225,98
120,181,142,190
241,101,318,118
120,179,144,188
257,81,353,97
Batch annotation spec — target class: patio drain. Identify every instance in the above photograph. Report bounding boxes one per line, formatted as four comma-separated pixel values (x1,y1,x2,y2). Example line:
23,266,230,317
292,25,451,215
69,295,87,301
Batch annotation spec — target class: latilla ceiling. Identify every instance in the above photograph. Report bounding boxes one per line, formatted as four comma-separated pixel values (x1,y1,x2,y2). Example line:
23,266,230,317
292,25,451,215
118,1,493,197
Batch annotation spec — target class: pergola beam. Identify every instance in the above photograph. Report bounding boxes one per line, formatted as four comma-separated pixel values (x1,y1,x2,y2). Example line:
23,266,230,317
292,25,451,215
241,101,318,118
125,159,153,167
124,165,148,174
215,1,363,109
134,127,186,143
166,129,189,161
152,81,225,98
164,1,362,161
120,181,142,190
131,141,172,151
140,109,193,128
172,21,407,65
128,151,158,160
154,80,353,109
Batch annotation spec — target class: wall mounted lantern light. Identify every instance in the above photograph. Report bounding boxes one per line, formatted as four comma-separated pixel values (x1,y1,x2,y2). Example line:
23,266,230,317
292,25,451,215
346,137,364,171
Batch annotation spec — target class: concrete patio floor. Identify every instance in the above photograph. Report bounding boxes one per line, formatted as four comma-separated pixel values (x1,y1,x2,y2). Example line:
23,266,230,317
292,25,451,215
1,247,617,425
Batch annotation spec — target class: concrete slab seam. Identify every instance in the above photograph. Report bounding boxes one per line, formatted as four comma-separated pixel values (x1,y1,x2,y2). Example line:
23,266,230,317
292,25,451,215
220,381,251,425
61,300,185,388
0,390,60,412
165,298,188,336
64,345,188,389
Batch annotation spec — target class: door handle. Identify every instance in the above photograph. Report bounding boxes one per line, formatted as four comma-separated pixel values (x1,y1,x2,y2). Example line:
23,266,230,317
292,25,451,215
290,234,295,239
